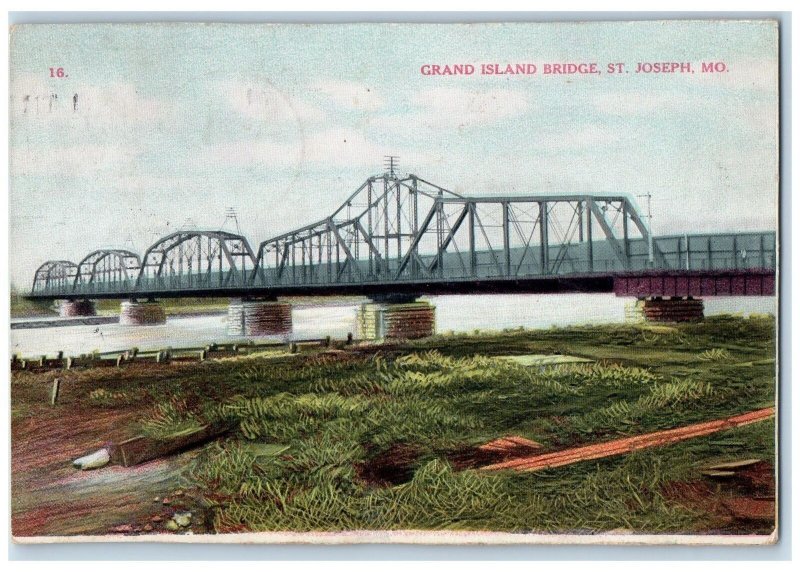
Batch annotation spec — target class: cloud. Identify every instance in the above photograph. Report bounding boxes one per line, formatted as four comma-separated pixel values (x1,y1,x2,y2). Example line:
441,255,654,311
9,73,170,127
312,80,385,111
374,87,531,132
225,82,325,123
206,127,424,169
206,138,300,168
691,58,778,93
530,124,622,151
207,86,531,171
591,58,777,118
591,90,687,117
10,143,142,177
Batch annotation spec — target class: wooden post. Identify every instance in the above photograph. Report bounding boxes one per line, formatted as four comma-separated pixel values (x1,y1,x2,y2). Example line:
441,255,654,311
65,357,73,370
116,355,123,368
346,332,353,345
50,378,61,405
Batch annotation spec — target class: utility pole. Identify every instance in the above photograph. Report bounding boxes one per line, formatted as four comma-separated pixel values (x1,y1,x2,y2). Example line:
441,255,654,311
384,155,399,178
223,207,242,235
637,193,654,266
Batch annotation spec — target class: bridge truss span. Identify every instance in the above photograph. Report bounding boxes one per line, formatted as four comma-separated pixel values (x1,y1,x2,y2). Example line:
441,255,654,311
252,180,661,287
27,171,777,300
252,174,462,287
74,249,141,295
32,260,79,296
136,230,257,292
402,194,658,282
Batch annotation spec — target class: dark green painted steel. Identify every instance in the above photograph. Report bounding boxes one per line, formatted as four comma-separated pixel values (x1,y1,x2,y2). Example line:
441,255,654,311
29,174,777,300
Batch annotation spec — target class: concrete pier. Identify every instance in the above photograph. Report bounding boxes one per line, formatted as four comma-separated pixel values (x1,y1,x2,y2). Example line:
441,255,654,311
119,300,167,326
357,297,435,340
227,298,292,336
59,299,96,317
625,297,705,323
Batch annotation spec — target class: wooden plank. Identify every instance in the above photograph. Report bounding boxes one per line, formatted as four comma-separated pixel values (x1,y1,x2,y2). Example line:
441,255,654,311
482,407,774,473
112,424,230,467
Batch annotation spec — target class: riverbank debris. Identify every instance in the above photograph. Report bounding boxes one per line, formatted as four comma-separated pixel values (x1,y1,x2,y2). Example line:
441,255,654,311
112,424,230,467
701,458,763,478
71,424,230,471
172,511,192,528
50,377,61,405
481,407,775,473
72,447,111,470
498,354,593,366
477,435,543,456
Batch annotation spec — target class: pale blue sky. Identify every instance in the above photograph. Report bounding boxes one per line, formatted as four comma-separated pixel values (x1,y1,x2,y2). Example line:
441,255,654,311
9,21,778,289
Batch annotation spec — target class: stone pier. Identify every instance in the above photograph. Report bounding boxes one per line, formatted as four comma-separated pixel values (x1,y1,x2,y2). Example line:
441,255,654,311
625,297,705,323
227,298,293,337
119,300,167,326
357,296,436,341
59,299,97,317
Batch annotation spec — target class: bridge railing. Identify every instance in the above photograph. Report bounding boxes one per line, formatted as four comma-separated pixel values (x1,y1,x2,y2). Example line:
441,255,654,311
648,232,776,271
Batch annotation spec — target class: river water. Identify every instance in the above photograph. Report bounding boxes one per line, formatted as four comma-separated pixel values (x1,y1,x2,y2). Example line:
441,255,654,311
9,294,776,357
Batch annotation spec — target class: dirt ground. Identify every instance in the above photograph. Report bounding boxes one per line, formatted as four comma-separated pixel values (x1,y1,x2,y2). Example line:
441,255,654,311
660,461,776,535
11,366,207,538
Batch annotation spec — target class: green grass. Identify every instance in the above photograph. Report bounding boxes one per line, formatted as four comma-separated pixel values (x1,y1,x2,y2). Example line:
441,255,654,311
115,315,776,533
9,290,232,318
10,289,57,317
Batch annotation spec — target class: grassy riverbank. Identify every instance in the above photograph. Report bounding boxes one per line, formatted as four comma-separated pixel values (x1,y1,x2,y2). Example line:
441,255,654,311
10,293,366,319
9,294,232,319
11,316,776,536
9,289,56,318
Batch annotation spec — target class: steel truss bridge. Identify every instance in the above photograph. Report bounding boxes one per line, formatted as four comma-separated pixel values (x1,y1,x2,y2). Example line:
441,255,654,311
29,172,777,301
